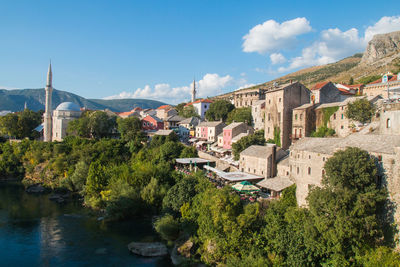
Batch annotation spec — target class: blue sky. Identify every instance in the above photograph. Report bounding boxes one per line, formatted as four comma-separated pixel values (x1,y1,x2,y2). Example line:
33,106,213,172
0,0,400,104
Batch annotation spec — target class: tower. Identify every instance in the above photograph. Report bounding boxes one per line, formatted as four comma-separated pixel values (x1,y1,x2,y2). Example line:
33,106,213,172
43,62,53,142
191,78,196,103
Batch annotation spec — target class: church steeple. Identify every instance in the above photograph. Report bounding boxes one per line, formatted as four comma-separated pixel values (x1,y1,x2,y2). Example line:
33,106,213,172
191,78,196,103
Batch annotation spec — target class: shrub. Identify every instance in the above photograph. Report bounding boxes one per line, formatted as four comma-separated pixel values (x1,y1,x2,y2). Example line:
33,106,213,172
154,214,181,241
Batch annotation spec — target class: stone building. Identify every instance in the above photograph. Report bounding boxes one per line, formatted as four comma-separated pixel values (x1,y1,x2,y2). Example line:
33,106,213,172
379,102,400,135
292,103,316,141
52,102,82,141
264,81,311,149
252,100,265,131
156,105,178,120
314,96,381,137
195,121,226,142
164,115,185,130
239,144,278,178
310,81,352,104
233,87,266,108
289,133,400,227
363,73,400,98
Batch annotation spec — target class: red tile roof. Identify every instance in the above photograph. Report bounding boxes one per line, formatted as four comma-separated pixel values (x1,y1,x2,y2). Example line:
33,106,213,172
185,99,213,107
157,105,172,110
311,81,330,90
337,87,355,95
369,75,398,85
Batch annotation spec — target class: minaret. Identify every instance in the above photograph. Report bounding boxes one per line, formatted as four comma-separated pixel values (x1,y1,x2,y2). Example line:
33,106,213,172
191,78,196,103
43,62,53,142
24,101,27,110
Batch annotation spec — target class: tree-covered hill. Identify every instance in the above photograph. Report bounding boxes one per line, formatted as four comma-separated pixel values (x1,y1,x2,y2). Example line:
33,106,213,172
0,88,167,112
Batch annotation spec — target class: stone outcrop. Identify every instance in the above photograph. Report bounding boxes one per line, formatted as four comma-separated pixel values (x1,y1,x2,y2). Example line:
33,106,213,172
26,184,46,194
361,31,400,64
127,242,168,257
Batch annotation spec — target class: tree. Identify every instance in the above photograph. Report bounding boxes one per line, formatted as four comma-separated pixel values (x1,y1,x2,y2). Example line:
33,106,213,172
349,77,354,85
0,109,42,139
154,214,181,242
181,105,199,118
163,176,198,213
345,98,375,124
67,113,91,138
307,147,388,264
117,116,142,141
205,100,234,121
226,107,252,125
232,130,265,160
89,111,117,139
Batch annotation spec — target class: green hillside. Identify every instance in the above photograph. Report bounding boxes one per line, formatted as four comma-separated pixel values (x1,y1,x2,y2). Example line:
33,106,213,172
0,88,167,112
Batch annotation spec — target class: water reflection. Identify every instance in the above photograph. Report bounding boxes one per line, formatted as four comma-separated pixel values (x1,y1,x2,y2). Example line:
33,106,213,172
0,181,171,267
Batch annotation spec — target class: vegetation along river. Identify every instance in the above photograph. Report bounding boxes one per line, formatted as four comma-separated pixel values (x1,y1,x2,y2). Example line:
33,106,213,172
0,181,172,267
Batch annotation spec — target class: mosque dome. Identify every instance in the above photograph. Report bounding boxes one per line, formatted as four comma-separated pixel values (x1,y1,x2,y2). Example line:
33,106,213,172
55,102,81,112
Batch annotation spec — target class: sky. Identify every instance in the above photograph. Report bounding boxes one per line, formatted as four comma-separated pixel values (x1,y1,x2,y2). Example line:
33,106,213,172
0,0,400,105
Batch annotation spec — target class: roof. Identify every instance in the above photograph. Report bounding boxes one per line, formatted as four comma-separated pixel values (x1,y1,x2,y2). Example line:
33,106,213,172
293,103,316,110
178,117,201,126
337,87,355,95
175,158,214,164
253,100,265,106
224,122,245,130
311,81,330,90
185,99,213,107
232,132,249,143
55,102,81,111
157,105,172,110
290,133,400,155
369,75,398,85
143,114,163,122
166,115,185,122
154,129,174,136
240,145,274,158
198,121,225,127
203,165,263,182
257,177,294,192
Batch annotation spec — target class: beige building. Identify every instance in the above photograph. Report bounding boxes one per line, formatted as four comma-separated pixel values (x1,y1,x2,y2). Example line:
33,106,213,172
252,100,265,131
233,87,267,108
363,73,400,98
264,81,311,149
379,102,400,135
289,134,400,228
239,144,277,178
292,103,316,140
52,102,82,141
156,105,178,120
314,96,381,137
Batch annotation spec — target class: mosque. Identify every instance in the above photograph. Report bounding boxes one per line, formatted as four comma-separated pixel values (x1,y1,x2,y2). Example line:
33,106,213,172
43,63,82,142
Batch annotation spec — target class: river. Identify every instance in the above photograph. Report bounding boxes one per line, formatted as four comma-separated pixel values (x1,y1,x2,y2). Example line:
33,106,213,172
0,181,172,267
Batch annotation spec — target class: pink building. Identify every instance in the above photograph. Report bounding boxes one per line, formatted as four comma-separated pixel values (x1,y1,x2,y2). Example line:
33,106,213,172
222,122,253,149
196,121,225,142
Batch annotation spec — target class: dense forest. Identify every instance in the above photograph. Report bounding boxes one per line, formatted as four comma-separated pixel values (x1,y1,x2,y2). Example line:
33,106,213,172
0,110,399,266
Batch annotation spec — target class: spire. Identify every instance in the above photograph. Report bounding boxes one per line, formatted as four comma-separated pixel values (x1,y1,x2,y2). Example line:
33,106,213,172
47,60,52,87
24,101,27,110
191,77,196,103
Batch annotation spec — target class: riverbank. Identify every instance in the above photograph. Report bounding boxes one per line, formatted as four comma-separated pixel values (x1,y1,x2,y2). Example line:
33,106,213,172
0,181,173,266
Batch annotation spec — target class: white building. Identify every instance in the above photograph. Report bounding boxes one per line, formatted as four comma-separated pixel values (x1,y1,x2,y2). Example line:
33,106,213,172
52,102,82,141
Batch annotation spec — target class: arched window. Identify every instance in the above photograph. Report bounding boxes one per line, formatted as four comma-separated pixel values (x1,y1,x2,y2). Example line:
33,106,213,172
387,118,391,128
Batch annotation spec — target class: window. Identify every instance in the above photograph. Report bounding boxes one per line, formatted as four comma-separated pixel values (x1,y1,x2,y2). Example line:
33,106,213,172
268,113,271,121
269,99,271,104
297,167,299,174
278,112,281,122
308,167,311,175
248,168,250,172
279,98,281,102
341,125,344,129
309,155,311,159
341,114,344,119
333,113,336,120
295,114,298,120
300,114,303,120
323,157,325,161
254,169,256,173
387,119,391,128
322,169,325,176
268,127,270,133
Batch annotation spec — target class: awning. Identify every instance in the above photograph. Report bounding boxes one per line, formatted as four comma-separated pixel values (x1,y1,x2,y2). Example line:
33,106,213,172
34,123,44,132
204,165,263,182
257,176,294,192
188,138,198,142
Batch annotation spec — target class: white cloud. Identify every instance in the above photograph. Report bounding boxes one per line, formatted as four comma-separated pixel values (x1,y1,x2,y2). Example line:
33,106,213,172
270,53,286,64
242,17,312,54
276,15,400,73
364,16,400,42
104,73,235,104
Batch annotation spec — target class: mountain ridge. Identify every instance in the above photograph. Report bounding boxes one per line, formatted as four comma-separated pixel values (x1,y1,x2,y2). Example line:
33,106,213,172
0,88,167,112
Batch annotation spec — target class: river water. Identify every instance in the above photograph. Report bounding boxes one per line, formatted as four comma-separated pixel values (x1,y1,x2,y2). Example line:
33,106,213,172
0,181,172,267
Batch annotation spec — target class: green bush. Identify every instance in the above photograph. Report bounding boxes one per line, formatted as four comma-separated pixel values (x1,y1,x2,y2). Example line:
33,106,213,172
154,214,181,241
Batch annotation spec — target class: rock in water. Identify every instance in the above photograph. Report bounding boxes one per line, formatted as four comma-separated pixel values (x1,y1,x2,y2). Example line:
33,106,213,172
26,184,46,194
127,242,168,257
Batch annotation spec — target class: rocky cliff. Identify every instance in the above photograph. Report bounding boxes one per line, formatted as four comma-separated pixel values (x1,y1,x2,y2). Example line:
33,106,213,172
361,31,400,64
